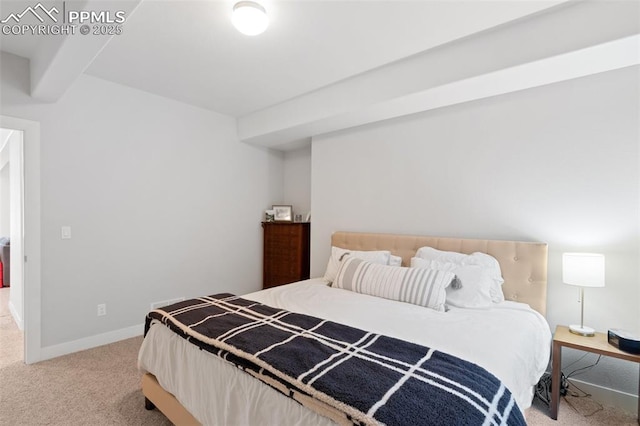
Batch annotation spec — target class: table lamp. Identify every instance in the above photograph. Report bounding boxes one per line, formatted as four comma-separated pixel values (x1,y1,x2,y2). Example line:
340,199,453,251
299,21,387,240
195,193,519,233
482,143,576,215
562,253,605,337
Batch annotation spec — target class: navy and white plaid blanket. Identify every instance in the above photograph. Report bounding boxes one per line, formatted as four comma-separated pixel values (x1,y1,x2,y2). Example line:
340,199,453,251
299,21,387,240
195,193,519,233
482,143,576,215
145,293,525,426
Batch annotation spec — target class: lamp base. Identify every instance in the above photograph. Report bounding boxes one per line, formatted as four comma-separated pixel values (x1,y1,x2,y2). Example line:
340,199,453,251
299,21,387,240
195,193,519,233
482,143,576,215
569,324,596,337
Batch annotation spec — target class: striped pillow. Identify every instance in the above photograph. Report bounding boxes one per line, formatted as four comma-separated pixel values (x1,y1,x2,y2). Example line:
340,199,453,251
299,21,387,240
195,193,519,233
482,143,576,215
333,257,455,312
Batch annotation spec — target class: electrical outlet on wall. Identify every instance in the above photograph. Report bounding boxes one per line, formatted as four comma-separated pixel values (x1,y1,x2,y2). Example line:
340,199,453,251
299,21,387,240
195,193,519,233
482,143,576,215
97,304,107,316
61,226,71,239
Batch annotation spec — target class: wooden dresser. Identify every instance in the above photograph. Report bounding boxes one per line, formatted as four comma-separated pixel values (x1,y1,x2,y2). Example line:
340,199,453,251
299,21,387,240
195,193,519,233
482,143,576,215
262,222,310,289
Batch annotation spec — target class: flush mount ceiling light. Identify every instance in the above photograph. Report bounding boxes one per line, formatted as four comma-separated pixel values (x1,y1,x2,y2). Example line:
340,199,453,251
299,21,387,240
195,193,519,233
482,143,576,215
232,1,269,36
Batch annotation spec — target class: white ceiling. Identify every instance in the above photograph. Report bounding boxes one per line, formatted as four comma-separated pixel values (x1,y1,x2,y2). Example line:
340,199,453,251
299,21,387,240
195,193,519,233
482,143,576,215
0,0,568,117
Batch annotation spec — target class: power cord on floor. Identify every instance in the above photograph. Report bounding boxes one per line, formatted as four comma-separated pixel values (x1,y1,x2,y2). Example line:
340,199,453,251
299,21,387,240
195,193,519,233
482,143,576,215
534,354,603,417
534,372,568,406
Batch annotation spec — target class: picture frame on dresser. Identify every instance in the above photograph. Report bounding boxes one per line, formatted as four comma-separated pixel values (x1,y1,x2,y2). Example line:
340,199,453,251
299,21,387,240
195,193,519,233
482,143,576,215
264,209,275,222
272,205,293,222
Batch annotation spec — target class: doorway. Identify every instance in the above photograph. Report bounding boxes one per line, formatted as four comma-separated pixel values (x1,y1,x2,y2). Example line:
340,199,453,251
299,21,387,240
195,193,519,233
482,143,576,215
0,127,24,364
0,115,41,364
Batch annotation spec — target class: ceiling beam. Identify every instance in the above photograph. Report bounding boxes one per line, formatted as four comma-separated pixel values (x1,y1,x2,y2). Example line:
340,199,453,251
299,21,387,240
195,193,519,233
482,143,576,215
30,0,141,102
238,0,640,150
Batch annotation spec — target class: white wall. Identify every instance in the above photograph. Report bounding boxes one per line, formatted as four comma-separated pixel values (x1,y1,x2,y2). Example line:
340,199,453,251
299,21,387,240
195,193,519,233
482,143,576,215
283,144,311,220
0,52,284,349
311,67,639,397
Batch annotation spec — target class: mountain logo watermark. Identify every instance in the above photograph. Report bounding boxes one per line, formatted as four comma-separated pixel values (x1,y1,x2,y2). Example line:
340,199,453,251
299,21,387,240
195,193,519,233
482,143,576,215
1,2,59,24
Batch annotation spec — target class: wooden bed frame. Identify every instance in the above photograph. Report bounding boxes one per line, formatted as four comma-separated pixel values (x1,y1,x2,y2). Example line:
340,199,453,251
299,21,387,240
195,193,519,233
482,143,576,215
142,231,548,425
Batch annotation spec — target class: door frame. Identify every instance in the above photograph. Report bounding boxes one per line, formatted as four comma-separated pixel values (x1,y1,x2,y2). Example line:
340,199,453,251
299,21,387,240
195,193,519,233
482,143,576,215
0,115,41,364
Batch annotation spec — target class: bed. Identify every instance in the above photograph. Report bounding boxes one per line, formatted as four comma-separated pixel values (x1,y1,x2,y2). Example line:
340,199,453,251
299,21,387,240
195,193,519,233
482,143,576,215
139,231,551,425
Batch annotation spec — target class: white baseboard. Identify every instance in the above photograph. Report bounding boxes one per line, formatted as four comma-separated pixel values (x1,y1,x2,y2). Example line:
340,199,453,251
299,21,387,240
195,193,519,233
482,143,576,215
569,377,638,415
8,300,24,330
39,323,144,362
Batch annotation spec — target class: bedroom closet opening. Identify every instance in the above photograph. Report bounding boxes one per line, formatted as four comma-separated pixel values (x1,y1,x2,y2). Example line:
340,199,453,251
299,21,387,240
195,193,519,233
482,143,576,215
0,127,25,365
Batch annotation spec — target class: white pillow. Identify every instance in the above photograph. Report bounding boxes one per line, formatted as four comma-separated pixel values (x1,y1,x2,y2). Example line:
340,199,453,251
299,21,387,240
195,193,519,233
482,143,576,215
323,246,391,283
414,247,504,303
411,258,493,309
389,255,402,267
472,253,505,303
333,257,454,312
415,246,467,264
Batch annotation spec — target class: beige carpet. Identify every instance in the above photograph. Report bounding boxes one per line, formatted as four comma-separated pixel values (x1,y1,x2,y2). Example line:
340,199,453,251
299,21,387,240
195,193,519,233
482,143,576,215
0,287,637,425
0,287,22,370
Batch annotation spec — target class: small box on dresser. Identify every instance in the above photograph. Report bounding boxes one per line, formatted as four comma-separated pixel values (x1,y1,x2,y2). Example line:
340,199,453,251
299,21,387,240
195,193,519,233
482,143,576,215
262,222,310,289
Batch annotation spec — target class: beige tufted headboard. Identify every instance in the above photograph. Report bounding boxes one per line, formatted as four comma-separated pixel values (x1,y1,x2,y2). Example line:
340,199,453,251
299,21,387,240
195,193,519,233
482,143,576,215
331,232,548,317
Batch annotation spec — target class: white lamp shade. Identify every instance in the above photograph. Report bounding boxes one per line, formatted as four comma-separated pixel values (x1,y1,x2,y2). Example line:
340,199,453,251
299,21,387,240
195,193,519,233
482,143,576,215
562,253,605,288
232,1,269,36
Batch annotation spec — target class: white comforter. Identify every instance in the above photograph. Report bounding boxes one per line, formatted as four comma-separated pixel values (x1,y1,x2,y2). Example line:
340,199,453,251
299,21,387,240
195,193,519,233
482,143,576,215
139,278,551,425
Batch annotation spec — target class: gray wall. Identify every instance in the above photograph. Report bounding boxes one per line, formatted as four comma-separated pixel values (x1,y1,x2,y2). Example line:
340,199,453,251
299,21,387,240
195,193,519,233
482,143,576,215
283,144,312,220
0,52,284,347
310,67,640,395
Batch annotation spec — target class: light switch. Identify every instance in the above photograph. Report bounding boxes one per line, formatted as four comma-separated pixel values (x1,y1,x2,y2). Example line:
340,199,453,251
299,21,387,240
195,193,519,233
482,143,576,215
61,226,71,240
